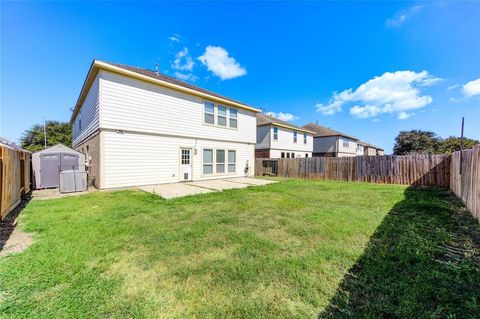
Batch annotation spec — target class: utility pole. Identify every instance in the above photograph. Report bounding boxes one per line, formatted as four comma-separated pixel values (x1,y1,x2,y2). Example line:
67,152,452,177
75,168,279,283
459,116,464,175
43,117,47,149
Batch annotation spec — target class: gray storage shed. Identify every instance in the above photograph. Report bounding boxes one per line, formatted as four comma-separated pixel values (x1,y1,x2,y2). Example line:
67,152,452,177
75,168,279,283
32,144,85,189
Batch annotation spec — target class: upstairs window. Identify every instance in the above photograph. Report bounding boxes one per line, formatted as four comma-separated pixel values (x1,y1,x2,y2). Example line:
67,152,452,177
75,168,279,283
218,105,227,126
204,101,238,128
229,109,238,128
343,139,349,148
78,113,82,131
273,127,278,140
303,133,307,144
204,102,215,125
293,131,298,143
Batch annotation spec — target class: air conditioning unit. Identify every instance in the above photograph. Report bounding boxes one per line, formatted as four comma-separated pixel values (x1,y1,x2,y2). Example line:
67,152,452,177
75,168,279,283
59,170,87,193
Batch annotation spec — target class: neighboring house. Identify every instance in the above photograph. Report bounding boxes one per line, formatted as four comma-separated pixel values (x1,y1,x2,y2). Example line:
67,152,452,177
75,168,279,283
303,123,360,157
359,141,385,156
70,60,259,189
256,113,314,158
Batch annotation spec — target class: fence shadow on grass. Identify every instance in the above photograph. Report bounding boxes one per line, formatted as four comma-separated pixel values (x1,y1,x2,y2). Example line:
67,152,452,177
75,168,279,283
0,193,31,252
319,186,480,318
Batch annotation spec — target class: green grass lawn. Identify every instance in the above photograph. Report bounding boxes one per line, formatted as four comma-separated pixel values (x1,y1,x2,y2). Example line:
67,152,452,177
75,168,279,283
1,179,479,318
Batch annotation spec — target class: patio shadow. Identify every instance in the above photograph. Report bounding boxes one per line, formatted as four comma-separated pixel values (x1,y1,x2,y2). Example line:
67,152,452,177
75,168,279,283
319,186,480,318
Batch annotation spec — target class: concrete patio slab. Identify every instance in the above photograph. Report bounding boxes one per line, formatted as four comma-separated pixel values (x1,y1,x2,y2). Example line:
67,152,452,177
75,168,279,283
32,188,93,200
139,183,214,199
186,179,248,191
224,177,277,186
139,178,277,199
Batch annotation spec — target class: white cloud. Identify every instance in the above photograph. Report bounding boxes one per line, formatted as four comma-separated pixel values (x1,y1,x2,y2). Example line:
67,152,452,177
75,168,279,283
350,105,382,118
198,46,247,80
168,34,181,42
266,111,298,122
462,78,480,97
448,84,459,90
398,112,414,120
171,48,194,71
317,70,440,120
386,5,423,27
173,71,198,82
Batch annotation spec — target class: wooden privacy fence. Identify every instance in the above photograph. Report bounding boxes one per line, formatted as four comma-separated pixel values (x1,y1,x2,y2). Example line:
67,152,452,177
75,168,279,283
255,154,451,187
450,145,480,221
0,145,31,220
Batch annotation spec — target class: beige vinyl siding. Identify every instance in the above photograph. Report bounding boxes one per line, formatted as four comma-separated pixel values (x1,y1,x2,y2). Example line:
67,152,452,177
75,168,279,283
100,71,256,144
102,131,254,189
72,75,100,146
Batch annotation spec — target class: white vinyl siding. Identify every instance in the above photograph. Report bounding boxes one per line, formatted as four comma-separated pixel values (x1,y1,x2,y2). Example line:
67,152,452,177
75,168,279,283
72,75,100,146
100,71,255,144
102,131,254,188
338,137,358,155
269,126,313,154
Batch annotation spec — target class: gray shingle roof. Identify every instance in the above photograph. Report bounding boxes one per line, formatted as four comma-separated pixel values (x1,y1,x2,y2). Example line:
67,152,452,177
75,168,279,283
357,140,384,151
302,123,358,140
101,61,252,108
256,113,314,133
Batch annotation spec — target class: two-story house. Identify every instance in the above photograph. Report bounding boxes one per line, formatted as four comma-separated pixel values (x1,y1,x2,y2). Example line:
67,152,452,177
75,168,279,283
359,141,385,156
70,60,259,189
255,113,314,158
303,123,360,157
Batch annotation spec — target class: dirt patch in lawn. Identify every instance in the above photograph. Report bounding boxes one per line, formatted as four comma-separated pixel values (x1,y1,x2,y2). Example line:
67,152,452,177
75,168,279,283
0,197,33,258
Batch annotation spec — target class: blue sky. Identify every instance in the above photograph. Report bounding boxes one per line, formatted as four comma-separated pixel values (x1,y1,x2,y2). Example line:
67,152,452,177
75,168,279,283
1,1,479,153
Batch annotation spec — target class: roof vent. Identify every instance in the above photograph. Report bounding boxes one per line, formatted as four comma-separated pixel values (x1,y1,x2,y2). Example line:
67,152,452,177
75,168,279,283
155,64,159,76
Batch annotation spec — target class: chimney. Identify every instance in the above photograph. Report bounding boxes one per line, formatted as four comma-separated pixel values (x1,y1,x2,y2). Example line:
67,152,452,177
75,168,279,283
155,64,159,75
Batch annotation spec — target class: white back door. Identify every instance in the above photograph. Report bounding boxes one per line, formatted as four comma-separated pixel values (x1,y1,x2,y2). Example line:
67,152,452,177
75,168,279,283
180,148,192,181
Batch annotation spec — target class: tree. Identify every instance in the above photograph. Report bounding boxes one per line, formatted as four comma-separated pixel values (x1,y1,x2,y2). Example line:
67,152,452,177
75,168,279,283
20,121,72,152
393,130,479,155
393,130,441,155
439,136,480,154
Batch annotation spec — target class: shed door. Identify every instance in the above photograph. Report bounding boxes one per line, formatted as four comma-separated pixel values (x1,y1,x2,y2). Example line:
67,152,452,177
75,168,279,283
60,153,79,170
40,154,60,188
180,148,192,181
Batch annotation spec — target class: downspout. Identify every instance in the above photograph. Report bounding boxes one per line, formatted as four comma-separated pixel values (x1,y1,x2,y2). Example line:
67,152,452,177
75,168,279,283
336,136,339,157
